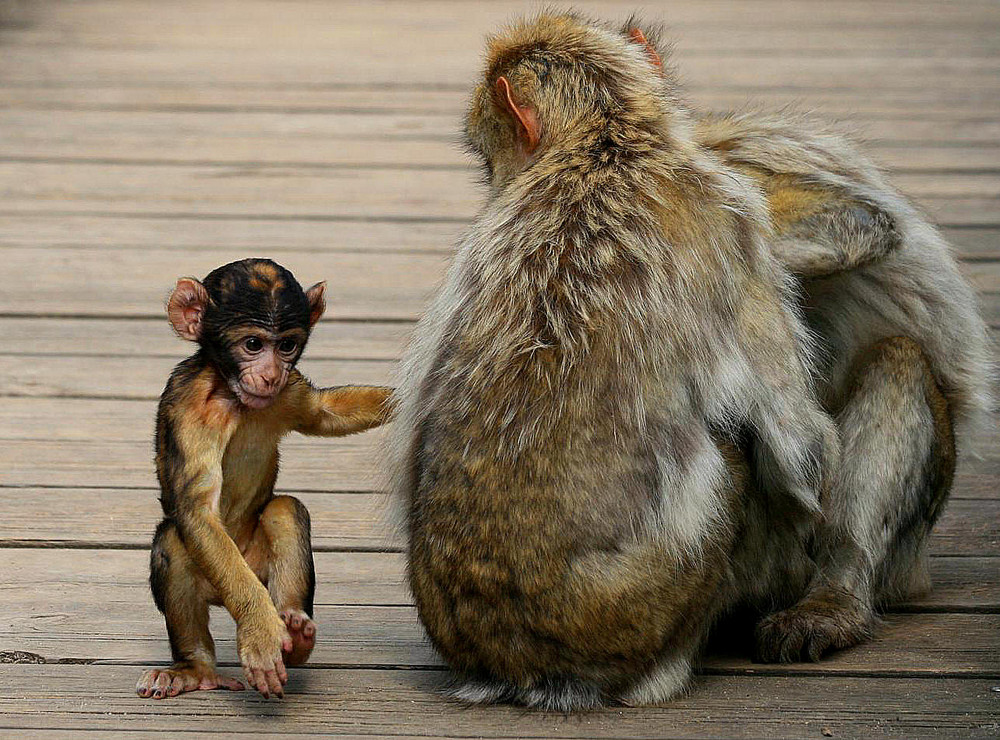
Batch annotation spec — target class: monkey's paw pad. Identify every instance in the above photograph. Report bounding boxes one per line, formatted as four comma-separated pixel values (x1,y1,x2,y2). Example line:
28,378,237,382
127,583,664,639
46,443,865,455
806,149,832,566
754,598,874,663
135,666,244,699
280,609,316,666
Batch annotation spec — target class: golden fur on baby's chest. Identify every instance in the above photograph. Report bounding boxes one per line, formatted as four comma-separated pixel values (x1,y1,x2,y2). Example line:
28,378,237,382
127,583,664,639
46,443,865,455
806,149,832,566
218,401,289,527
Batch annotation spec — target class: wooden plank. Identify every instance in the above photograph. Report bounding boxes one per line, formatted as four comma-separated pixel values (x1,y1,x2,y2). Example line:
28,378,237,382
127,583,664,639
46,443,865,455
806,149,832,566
1,547,997,674
11,0,1000,48
930,499,1000,556
947,227,1000,259
0,317,412,358
6,84,1000,122
898,557,1000,613
14,0,1000,34
4,110,1000,167
0,317,992,361
0,438,388,493
0,355,393,399
7,351,991,403
4,607,998,679
0,488,395,550
0,667,996,740
0,484,994,553
0,162,997,223
0,248,996,322
3,436,994,497
5,396,997,461
0,216,994,261
0,162,482,219
3,548,996,613
3,549,410,606
0,248,447,320
4,25,1000,90
0,214,464,254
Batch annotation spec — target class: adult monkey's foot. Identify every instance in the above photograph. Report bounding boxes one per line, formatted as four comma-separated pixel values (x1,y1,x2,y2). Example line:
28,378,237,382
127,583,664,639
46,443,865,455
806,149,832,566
754,589,875,663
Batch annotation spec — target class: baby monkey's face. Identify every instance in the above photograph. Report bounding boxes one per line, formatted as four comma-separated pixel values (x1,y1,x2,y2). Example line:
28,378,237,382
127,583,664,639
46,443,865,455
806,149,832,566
166,258,327,411
224,326,307,409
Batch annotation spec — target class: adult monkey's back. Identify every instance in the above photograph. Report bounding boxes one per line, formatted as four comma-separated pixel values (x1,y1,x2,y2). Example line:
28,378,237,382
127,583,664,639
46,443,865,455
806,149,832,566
388,13,839,709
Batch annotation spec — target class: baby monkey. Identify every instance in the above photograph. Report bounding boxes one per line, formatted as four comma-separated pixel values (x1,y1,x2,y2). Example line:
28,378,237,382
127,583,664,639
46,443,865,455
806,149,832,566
137,258,392,700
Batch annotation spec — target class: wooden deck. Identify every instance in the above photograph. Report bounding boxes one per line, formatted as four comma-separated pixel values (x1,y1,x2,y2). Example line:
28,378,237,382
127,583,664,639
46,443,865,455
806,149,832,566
0,1,998,737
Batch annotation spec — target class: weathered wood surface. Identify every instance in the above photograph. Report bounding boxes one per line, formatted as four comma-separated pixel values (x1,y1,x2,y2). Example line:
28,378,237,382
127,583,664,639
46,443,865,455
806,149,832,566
2,248,999,322
0,486,996,552
1,0,998,737
12,552,1000,675
1,164,998,226
2,667,998,740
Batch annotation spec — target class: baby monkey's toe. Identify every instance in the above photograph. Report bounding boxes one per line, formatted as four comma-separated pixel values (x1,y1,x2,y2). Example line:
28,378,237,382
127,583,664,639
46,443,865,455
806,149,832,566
136,665,244,699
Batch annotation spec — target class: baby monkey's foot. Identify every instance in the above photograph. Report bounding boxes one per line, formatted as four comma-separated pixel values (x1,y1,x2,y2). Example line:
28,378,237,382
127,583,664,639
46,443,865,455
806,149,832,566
279,609,316,666
136,663,244,699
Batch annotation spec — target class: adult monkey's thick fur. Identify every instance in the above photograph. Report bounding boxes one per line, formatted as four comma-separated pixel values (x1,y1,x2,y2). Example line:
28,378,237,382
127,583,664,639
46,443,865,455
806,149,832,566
694,103,992,662
392,12,833,709
625,20,991,661
389,13,992,709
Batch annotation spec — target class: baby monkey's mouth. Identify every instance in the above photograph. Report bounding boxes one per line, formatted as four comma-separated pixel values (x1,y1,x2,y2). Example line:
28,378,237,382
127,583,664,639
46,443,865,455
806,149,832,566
231,381,279,410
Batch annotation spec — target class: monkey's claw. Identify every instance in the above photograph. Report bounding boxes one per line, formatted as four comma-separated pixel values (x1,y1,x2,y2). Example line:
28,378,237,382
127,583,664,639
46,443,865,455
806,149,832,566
136,665,244,699
280,609,317,666
754,594,875,663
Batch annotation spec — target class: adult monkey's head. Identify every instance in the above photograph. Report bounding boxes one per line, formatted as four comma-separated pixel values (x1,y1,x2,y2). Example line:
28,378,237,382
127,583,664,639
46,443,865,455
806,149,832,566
463,12,673,194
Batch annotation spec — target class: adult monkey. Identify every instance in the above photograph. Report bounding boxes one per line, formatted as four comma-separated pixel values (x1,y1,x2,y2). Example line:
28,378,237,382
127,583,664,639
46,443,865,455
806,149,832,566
622,21,992,661
390,12,841,710
389,13,992,709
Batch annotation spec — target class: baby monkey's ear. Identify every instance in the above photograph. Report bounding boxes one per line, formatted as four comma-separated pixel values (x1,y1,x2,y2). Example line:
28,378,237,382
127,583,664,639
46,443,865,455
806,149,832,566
306,281,326,328
627,28,664,72
167,278,209,341
496,76,540,154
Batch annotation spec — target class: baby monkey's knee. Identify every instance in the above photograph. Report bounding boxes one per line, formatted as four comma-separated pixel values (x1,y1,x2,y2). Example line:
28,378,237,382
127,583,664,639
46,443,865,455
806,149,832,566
260,496,311,537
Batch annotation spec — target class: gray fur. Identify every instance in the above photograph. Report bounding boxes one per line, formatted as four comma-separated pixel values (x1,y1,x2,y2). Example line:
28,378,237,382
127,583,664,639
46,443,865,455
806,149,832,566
386,10,992,708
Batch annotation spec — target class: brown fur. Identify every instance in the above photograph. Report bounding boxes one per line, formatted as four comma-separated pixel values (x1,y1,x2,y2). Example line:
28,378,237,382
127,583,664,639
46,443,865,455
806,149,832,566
139,259,393,700
390,13,840,709
627,20,978,665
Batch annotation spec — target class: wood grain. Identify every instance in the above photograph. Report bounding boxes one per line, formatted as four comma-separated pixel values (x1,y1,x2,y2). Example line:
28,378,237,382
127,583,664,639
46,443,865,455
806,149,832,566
0,318,995,363
0,486,995,553
1,215,996,259
0,666,997,739
4,109,1000,167
2,549,997,674
0,162,997,226
0,354,393,399
0,248,996,323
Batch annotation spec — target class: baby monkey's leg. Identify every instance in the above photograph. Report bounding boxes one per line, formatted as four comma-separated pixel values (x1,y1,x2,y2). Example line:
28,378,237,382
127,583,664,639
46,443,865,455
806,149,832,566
246,496,317,667
137,521,244,698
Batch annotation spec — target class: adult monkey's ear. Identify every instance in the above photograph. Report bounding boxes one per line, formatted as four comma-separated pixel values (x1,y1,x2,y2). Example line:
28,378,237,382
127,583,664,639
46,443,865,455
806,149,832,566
628,28,664,72
496,76,540,154
305,281,326,328
167,278,210,341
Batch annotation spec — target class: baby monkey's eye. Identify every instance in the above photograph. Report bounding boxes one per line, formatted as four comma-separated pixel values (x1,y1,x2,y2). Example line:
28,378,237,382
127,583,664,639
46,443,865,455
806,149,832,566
278,338,298,355
243,337,264,353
